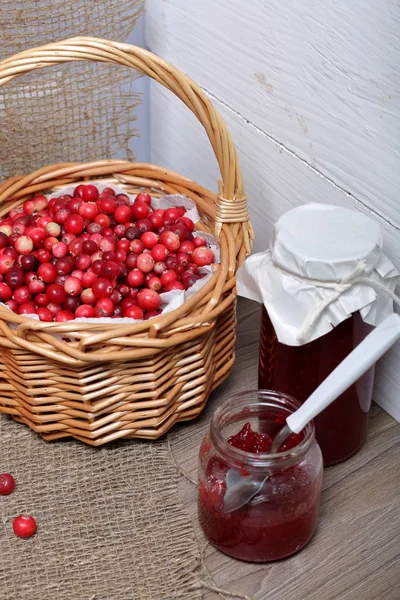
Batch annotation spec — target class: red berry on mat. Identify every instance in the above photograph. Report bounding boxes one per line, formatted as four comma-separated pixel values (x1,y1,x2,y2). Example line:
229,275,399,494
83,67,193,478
0,473,15,495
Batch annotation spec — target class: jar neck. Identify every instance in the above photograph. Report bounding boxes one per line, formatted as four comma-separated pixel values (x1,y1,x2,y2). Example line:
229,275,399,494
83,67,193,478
210,390,315,471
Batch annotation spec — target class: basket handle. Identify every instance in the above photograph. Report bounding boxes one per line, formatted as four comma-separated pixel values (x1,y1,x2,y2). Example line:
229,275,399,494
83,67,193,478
0,36,253,252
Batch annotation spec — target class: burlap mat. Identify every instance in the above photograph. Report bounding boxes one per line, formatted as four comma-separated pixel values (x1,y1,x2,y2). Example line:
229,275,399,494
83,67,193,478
0,1,143,179
0,415,202,600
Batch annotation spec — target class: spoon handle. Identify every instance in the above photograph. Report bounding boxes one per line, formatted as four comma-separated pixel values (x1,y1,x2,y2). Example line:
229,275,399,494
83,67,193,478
287,313,400,434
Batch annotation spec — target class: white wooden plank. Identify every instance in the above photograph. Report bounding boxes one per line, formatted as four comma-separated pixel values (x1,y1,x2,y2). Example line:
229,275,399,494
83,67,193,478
149,81,400,420
146,0,400,230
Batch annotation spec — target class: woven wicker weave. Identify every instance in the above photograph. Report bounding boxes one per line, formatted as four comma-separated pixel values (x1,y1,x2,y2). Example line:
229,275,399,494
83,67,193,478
0,37,253,445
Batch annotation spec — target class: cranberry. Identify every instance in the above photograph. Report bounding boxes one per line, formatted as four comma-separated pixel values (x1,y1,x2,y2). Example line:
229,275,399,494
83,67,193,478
92,277,113,299
17,302,36,315
149,209,165,229
114,205,131,224
55,310,75,322
75,254,91,271
180,271,198,290
101,261,120,279
193,236,207,248
35,294,48,307
4,298,18,311
64,276,83,296
91,260,104,275
0,225,12,236
14,236,34,255
82,240,98,255
127,269,145,287
43,236,58,251
137,288,161,311
159,231,180,252
0,473,15,495
102,187,116,196
99,197,117,214
95,214,111,228
131,200,150,220
46,302,61,317
118,284,130,298
114,224,126,238
0,283,12,300
164,255,177,270
64,214,84,235
124,304,144,319
125,226,140,241
160,270,178,287
52,241,68,258
179,240,195,254
94,298,114,317
14,286,31,305
116,249,127,263
82,271,97,288
0,232,8,249
5,268,25,289
135,192,152,205
38,263,57,283
87,222,102,235
64,295,81,313
0,254,15,275
99,237,116,253
136,253,155,273
78,202,99,220
147,276,162,292
13,514,37,538
28,278,45,295
75,304,95,318
130,239,144,254
178,217,194,232
117,239,131,253
37,307,53,322
165,281,185,292
81,288,96,305
153,261,166,275
74,184,99,201
55,258,73,275
136,219,153,234
46,283,66,304
121,298,136,311
12,222,26,235
20,254,39,272
54,207,71,225
192,247,214,266
176,252,190,268
37,249,52,263
69,238,84,257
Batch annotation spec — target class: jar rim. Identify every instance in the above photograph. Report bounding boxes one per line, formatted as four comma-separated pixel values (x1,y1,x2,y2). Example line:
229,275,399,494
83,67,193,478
210,389,316,469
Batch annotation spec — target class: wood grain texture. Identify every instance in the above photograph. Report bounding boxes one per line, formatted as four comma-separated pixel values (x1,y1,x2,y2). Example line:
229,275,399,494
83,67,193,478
146,0,400,229
171,298,400,600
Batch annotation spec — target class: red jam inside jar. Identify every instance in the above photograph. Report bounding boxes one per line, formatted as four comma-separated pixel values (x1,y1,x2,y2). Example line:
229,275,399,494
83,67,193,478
198,391,323,562
259,307,375,466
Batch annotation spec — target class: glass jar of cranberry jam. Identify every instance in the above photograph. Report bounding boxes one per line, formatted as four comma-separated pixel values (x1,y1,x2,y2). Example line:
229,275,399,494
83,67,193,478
259,307,375,466
198,391,323,562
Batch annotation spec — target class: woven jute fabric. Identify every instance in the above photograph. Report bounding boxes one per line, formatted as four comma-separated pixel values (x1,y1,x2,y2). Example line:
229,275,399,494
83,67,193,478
0,415,202,600
0,1,143,180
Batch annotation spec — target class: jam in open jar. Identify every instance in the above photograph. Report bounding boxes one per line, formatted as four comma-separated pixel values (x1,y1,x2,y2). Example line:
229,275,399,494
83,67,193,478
259,307,374,466
198,390,323,562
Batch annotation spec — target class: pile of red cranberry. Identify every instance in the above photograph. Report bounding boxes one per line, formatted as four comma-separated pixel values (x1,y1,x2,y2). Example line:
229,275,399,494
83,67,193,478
0,184,215,322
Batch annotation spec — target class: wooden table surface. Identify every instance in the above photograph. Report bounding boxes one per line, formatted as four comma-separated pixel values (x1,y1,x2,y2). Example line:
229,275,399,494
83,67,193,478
171,298,400,600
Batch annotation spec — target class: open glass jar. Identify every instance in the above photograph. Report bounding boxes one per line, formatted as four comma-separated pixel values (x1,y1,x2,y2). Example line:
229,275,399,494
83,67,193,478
198,390,323,562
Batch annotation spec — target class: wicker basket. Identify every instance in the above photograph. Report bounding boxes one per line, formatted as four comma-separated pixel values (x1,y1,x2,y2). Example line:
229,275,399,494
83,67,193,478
0,37,253,445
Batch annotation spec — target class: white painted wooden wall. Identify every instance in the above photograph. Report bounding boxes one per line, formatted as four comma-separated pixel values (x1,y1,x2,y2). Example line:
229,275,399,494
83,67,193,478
145,0,400,420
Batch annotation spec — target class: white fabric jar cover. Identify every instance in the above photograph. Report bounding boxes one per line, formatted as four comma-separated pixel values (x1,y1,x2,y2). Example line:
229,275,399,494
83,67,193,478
237,203,399,346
